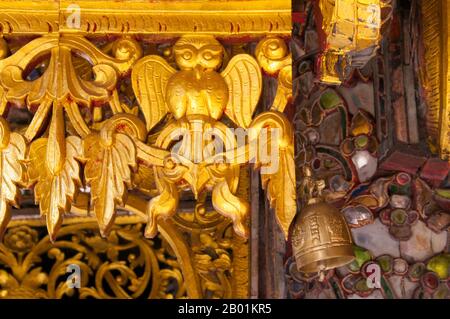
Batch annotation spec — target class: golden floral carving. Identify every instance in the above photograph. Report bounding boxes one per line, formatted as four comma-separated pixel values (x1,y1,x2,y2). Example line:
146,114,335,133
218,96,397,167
28,134,82,241
132,35,296,239
132,55,176,131
256,36,291,75
0,1,291,36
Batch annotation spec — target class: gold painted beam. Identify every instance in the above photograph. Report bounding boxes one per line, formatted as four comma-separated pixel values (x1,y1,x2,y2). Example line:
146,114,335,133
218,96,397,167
0,0,291,36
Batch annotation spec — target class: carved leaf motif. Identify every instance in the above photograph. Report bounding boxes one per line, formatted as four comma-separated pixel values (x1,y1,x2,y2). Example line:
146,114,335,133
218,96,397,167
260,146,297,239
0,122,26,236
211,180,249,238
84,133,136,237
28,136,82,240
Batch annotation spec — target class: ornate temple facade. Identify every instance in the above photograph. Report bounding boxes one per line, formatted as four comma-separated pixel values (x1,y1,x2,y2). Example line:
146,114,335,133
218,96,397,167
0,0,447,299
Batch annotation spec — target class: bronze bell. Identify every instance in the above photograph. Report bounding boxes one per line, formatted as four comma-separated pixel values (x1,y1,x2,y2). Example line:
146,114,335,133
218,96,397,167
293,175,354,274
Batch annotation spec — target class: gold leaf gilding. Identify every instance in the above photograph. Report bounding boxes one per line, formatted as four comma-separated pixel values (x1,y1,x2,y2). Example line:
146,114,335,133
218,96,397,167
0,118,26,237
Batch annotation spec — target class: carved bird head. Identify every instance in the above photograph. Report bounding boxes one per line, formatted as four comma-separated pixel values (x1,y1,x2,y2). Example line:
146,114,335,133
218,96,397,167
173,35,223,72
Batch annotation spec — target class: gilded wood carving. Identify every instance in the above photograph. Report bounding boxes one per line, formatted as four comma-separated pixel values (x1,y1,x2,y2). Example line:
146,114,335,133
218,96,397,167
0,34,295,240
0,0,292,299
421,0,450,160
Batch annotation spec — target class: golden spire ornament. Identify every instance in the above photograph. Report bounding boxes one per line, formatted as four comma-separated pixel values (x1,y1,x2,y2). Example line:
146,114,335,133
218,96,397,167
292,166,355,275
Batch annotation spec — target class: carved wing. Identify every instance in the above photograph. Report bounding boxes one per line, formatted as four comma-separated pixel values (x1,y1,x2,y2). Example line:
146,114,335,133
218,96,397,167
131,56,176,131
221,54,262,128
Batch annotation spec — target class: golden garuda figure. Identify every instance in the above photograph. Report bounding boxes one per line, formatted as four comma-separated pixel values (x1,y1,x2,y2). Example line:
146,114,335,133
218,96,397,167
131,35,296,239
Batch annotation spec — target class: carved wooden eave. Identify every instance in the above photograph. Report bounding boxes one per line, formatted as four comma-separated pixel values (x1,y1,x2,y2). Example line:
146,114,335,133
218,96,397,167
0,0,291,36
